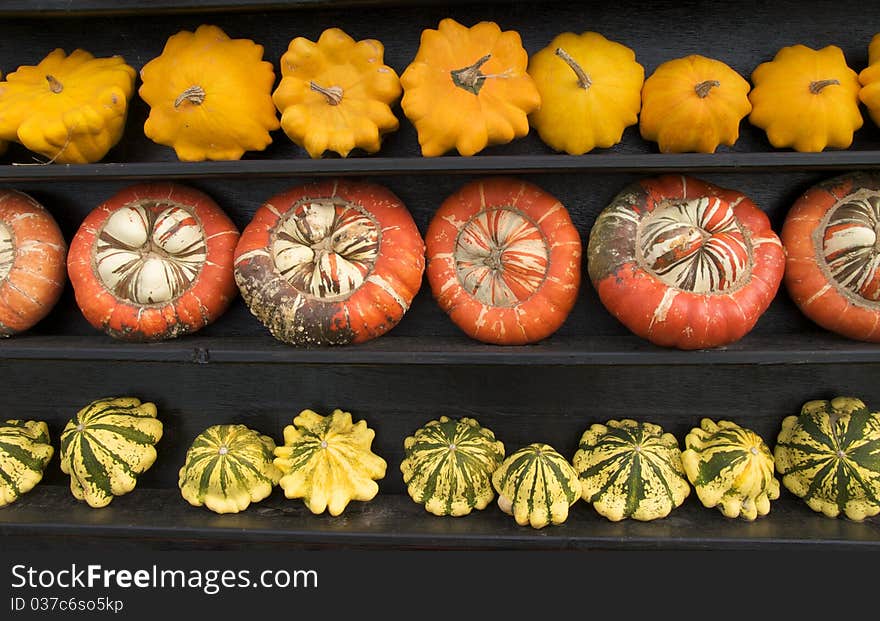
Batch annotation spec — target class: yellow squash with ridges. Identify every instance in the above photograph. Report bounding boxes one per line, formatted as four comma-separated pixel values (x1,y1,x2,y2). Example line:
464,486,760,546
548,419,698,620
0,49,136,163
682,419,779,520
179,424,282,514
639,54,751,153
491,443,580,529
528,31,644,155
400,18,541,157
0,419,54,507
858,34,880,128
774,396,880,521
274,408,386,516
273,27,402,158
139,24,280,161
400,416,504,517
59,397,163,508
574,419,690,522
749,44,862,152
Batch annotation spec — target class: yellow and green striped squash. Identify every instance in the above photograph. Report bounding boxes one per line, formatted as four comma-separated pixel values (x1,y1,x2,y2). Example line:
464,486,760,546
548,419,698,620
400,416,505,517
0,420,54,507
491,443,580,529
774,396,880,521
179,424,282,515
682,419,780,520
274,408,386,516
574,419,690,522
59,397,163,508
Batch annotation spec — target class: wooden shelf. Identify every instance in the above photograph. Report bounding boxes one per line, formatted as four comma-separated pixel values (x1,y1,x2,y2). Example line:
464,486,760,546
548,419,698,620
1,486,877,551
1,333,878,365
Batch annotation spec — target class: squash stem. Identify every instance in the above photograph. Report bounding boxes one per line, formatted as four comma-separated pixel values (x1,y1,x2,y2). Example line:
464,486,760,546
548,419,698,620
451,54,492,95
554,48,591,89
810,79,840,94
310,81,344,106
694,80,720,98
45,75,63,94
174,85,206,108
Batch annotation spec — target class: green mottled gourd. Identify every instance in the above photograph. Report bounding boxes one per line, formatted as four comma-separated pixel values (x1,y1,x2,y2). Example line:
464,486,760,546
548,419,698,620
682,419,779,520
179,424,282,515
491,443,580,529
574,419,690,522
0,420,54,507
274,408,386,516
774,396,880,521
59,397,163,508
400,416,505,517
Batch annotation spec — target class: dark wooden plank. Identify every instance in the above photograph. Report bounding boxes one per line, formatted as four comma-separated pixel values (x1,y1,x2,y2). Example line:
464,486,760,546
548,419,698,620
1,486,877,550
2,332,879,365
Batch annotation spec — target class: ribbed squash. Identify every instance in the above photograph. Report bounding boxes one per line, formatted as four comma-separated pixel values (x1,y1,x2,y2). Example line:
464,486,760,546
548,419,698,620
682,419,779,520
774,396,880,521
749,44,862,152
858,34,880,127
0,48,136,163
274,408,386,516
639,54,752,153
179,424,282,515
139,24,280,161
527,31,644,155
0,420,54,507
491,443,580,529
400,416,505,517
400,18,541,156
273,27,402,158
574,419,690,522
59,397,163,508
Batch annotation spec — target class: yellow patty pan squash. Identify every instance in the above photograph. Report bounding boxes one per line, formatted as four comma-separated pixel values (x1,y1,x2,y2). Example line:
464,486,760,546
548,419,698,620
0,72,5,157
859,34,880,127
0,49,136,163
749,44,862,152
274,408,387,516
139,24,280,161
273,27,402,158
639,55,751,153
400,18,541,157
528,31,644,155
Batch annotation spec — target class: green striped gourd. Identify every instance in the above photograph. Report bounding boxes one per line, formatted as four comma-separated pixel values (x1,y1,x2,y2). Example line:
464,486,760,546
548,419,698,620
774,396,880,521
400,416,505,517
0,420,54,507
179,424,282,514
682,419,779,520
274,408,386,516
574,419,690,522
59,397,163,508
491,443,580,529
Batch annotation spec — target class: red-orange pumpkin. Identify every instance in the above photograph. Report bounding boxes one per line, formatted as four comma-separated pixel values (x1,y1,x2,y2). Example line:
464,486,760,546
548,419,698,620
67,183,239,341
425,177,581,345
587,175,784,349
782,171,880,341
0,190,67,336
233,179,425,346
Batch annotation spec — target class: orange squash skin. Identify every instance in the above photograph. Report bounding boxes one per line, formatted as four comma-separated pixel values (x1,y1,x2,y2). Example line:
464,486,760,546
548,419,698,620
0,190,67,336
233,180,425,346
425,177,581,345
782,172,880,341
67,183,239,341
588,175,784,350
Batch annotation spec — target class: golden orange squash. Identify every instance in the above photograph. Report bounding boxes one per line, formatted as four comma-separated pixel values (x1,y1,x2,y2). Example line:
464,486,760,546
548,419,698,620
400,18,541,157
859,34,880,127
749,44,862,152
139,24,280,161
273,27,402,158
639,55,752,153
